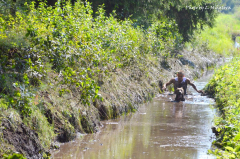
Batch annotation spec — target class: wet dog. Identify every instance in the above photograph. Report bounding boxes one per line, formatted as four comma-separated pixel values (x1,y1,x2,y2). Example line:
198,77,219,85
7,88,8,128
175,87,185,102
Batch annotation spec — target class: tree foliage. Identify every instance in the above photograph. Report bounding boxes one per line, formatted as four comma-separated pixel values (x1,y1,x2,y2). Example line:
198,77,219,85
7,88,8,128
87,0,221,42
221,0,239,13
0,0,221,42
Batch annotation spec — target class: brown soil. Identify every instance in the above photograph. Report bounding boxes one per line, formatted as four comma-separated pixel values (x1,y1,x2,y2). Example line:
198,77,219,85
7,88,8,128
1,118,46,159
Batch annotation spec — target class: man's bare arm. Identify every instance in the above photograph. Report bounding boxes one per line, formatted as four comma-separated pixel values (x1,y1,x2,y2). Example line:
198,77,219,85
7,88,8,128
187,79,203,93
162,79,175,90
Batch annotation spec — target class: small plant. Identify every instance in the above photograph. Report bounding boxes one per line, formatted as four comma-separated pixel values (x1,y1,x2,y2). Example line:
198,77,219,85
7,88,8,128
3,153,26,159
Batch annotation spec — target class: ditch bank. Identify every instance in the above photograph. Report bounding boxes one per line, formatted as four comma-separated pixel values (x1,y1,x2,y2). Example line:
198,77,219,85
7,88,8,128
0,48,224,158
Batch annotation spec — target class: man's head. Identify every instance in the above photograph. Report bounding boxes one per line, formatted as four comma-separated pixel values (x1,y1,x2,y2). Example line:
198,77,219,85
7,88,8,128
177,71,184,82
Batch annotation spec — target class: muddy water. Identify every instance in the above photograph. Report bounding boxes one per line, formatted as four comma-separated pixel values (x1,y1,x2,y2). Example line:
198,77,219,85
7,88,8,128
52,72,216,159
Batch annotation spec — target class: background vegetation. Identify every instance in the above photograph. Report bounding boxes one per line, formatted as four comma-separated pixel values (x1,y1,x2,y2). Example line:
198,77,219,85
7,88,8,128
205,58,240,158
203,6,240,158
0,0,221,42
87,0,220,42
185,13,239,56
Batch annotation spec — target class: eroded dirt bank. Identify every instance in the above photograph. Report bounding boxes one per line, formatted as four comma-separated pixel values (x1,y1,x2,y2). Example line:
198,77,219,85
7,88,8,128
0,48,223,158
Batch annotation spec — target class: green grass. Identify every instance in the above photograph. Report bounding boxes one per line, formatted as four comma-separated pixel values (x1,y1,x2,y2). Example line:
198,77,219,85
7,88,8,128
186,13,240,56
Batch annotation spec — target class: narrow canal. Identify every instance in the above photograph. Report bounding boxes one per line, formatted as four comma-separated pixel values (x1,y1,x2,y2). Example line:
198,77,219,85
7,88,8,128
52,71,216,159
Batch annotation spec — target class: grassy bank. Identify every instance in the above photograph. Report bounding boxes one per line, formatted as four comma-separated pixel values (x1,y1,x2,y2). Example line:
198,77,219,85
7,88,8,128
205,58,240,158
198,7,240,158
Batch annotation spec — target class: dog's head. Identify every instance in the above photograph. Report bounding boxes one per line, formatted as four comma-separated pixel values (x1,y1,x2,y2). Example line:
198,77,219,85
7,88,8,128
176,87,184,95
175,87,184,102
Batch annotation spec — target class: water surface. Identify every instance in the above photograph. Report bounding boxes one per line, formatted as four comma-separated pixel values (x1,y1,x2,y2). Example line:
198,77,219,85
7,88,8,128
52,72,216,159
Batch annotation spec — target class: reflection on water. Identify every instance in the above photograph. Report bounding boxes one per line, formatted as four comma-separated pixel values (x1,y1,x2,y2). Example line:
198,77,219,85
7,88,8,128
52,72,216,159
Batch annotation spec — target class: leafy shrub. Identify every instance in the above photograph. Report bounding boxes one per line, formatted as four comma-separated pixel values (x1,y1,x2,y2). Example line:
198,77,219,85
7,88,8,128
3,153,26,159
0,0,177,107
206,58,240,158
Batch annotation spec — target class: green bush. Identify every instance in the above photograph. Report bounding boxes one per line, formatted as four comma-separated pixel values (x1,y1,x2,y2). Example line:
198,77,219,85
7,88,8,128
0,0,177,107
3,153,26,159
206,58,240,158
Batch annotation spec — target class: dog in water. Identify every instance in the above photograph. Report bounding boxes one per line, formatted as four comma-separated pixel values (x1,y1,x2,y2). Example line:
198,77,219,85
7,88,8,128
175,87,185,102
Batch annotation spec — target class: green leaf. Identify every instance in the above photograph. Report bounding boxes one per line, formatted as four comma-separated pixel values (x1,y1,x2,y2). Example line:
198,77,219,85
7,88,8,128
229,154,235,158
234,133,240,142
225,146,234,152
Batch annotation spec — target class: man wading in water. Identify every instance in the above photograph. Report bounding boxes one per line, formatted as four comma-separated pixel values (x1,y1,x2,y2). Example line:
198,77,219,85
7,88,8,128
162,71,203,102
